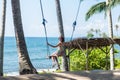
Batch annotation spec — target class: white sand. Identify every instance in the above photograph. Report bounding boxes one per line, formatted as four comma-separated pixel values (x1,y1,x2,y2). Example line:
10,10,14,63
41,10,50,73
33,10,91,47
5,68,57,76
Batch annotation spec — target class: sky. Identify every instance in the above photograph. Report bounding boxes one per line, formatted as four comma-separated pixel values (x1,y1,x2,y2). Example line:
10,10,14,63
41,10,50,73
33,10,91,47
0,0,120,38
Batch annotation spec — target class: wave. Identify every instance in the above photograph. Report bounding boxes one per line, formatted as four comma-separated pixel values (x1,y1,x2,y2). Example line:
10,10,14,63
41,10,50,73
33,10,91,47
5,72,19,76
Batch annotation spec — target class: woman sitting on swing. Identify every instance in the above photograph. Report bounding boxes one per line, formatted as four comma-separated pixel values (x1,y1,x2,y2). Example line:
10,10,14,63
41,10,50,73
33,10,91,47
47,36,64,69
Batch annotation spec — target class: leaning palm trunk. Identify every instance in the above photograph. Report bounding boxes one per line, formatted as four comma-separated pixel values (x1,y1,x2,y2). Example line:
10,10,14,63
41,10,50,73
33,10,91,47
106,0,114,70
55,0,68,71
0,0,6,76
11,0,37,74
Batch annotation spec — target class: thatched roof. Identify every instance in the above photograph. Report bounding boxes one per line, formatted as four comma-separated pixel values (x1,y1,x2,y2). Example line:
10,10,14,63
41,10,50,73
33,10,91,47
63,38,120,50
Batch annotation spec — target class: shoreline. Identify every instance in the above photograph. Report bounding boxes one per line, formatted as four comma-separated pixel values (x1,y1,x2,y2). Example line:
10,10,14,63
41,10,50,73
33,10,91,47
5,68,120,76
5,68,57,76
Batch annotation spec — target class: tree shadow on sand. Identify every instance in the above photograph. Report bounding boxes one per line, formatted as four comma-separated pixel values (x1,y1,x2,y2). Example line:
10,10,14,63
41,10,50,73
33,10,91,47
1,70,120,80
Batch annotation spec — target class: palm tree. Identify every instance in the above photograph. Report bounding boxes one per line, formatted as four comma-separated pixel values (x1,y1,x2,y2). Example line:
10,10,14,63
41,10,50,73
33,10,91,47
55,0,68,71
106,0,114,70
86,0,120,20
85,2,106,20
86,0,120,70
0,0,6,76
11,0,37,74
115,24,119,36
118,16,120,21
109,0,120,8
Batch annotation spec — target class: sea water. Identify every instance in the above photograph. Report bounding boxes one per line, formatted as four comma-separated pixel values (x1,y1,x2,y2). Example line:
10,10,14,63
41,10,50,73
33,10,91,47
4,37,59,73
3,37,120,74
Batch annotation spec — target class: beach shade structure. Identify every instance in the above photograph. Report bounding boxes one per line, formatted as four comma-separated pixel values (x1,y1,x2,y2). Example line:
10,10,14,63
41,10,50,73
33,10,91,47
62,38,120,70
62,38,120,50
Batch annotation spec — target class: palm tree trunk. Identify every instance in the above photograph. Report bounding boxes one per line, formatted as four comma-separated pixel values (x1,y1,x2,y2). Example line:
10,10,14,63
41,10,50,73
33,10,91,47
55,0,69,71
106,0,114,70
0,0,6,76
11,0,38,75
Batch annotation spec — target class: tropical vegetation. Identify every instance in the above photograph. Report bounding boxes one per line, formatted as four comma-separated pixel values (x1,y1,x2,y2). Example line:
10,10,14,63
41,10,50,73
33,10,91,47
85,0,120,70
0,0,120,76
70,48,120,71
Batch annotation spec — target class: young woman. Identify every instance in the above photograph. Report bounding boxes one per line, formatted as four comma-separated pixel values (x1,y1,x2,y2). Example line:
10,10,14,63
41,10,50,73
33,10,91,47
47,36,64,69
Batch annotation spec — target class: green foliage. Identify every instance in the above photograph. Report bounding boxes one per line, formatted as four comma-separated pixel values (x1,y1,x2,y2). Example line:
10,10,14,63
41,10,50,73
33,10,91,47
86,2,106,20
70,47,120,71
87,28,104,38
100,32,108,38
115,59,120,69
85,0,120,21
109,0,120,8
87,33,94,39
88,48,109,70
70,50,86,70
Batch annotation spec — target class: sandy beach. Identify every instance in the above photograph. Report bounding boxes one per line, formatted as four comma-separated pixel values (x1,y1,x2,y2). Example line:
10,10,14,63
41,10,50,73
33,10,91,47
5,69,57,76
0,70,120,80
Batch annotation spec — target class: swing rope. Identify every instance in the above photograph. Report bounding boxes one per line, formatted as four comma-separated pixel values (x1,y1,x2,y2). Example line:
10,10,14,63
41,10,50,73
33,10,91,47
40,0,50,56
70,0,82,40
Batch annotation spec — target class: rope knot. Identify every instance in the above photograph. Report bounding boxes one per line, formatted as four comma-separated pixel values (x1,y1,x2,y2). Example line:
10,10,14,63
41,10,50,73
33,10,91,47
42,18,47,26
72,21,77,31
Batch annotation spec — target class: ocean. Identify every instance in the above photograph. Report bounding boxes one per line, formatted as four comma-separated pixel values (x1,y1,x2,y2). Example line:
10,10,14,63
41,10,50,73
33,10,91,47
4,37,59,73
3,37,120,74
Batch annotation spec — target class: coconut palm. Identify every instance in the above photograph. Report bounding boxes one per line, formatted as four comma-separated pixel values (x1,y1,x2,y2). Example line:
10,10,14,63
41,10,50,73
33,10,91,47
86,0,120,26
109,0,120,21
109,0,120,7
0,0,6,76
11,0,37,74
55,0,68,71
106,0,115,70
85,0,117,70
85,2,106,20
115,24,119,36
118,16,120,21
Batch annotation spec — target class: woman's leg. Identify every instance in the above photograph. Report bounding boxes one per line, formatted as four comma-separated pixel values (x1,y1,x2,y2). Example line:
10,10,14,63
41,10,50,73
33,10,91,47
51,56,57,68
52,52,60,69
51,56,60,68
54,56,60,69
51,51,60,68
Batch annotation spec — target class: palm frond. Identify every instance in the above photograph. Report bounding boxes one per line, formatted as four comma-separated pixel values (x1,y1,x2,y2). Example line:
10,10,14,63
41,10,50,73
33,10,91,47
85,2,106,21
81,0,84,2
110,0,120,8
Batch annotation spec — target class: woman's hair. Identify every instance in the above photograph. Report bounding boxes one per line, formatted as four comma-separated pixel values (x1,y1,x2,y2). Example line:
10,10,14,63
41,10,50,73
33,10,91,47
59,36,64,42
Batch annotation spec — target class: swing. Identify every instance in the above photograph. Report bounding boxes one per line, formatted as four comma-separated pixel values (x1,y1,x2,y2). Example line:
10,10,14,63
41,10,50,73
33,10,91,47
70,0,82,40
39,0,63,69
39,0,50,57
67,0,83,69
39,0,82,69
39,0,63,58
67,0,82,53
66,0,82,56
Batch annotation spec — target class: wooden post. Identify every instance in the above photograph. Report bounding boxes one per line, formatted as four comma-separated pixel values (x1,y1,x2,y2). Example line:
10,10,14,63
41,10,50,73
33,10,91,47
86,42,89,70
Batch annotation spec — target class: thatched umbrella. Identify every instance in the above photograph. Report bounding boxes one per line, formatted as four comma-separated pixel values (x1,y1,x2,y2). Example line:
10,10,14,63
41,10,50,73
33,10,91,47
63,38,119,50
